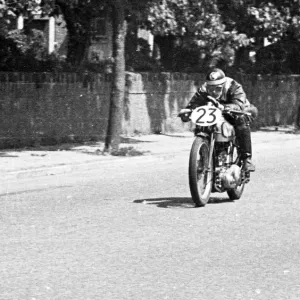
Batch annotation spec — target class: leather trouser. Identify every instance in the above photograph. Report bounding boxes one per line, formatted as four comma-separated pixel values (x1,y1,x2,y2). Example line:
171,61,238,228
226,114,252,159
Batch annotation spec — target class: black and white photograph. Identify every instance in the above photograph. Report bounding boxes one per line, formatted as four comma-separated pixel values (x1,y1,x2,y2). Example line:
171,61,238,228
1,0,300,299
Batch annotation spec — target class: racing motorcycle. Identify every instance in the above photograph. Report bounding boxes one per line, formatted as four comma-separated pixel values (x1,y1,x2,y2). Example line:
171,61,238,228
179,97,252,207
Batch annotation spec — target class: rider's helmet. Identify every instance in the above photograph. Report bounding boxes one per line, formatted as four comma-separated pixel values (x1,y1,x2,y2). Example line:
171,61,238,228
205,68,226,99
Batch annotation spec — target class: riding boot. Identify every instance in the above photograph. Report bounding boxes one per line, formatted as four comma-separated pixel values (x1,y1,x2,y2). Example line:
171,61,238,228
235,124,255,172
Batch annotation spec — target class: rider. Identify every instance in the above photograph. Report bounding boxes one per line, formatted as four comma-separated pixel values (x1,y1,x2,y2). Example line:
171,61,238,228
180,68,257,172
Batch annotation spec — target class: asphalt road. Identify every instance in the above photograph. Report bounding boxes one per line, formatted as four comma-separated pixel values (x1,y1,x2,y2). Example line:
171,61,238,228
1,133,300,300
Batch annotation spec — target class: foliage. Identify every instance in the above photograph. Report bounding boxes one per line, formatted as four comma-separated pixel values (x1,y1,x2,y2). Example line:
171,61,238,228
0,0,49,22
0,28,58,71
0,34,22,70
248,3,289,43
253,39,300,74
239,0,300,74
0,0,260,72
143,0,300,73
2,0,300,73
169,44,204,72
218,0,300,44
125,36,161,71
147,0,251,51
8,29,48,59
0,0,57,71
0,0,109,65
142,0,252,71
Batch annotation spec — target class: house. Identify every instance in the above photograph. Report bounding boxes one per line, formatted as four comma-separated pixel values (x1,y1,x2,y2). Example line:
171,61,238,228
16,12,114,62
15,10,155,69
17,14,67,56
88,11,113,62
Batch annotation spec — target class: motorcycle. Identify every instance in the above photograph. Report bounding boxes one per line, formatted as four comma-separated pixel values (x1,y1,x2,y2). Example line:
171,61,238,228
179,97,252,207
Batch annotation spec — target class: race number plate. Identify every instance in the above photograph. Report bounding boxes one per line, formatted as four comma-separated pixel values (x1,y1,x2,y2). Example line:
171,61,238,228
190,105,222,126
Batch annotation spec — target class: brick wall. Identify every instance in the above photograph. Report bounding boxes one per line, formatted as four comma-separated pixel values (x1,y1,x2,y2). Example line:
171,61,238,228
0,71,299,148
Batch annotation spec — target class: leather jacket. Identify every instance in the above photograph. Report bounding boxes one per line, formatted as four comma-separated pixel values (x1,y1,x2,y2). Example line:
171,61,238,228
186,77,250,111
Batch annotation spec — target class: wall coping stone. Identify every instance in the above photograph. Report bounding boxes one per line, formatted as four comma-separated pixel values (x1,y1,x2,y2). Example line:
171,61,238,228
2,71,300,83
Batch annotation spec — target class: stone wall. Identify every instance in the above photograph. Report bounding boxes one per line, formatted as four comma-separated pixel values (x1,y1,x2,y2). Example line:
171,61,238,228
124,72,300,134
235,73,300,128
123,72,203,135
0,71,299,148
0,72,111,148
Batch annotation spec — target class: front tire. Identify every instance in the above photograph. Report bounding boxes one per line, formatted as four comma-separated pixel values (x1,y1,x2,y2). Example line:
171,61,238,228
189,137,213,207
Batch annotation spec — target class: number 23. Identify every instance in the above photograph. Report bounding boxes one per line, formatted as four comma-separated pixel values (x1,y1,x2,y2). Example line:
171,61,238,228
196,107,217,124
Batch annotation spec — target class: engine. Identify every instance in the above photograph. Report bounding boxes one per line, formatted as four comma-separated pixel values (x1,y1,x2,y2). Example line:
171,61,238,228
214,143,242,191
219,165,242,189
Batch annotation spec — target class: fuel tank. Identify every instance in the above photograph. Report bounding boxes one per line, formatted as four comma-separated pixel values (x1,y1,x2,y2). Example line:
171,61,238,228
214,116,235,142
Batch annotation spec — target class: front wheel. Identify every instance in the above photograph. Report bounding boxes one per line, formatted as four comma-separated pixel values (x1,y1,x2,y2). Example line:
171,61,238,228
189,137,213,207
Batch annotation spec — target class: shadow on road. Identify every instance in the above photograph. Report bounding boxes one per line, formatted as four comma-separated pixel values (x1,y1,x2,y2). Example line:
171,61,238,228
134,197,194,208
208,197,235,205
0,152,19,157
134,196,234,208
0,136,153,154
0,185,73,198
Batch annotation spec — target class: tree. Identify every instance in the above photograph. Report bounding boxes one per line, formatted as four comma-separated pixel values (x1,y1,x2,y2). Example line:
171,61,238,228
103,0,127,153
43,0,127,153
8,0,296,150
0,0,58,71
103,0,157,152
0,0,39,35
144,0,252,71
0,0,253,150
0,0,128,153
0,0,154,153
239,1,300,73
218,0,300,51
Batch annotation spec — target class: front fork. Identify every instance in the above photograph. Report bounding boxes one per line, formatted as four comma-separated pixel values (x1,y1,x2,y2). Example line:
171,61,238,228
207,134,215,174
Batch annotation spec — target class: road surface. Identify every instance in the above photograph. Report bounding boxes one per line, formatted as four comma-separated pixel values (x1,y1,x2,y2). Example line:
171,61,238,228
1,132,300,300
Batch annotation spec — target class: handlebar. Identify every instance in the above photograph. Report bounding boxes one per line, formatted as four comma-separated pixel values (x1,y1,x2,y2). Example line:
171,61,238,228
178,96,252,119
178,107,252,118
223,109,252,117
207,96,252,117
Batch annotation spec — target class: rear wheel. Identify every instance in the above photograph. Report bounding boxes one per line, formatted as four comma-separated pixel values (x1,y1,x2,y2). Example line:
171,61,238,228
227,183,245,200
189,137,213,207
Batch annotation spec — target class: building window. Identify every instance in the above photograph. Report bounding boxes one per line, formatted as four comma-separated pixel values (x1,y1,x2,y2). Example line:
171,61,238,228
92,13,107,39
